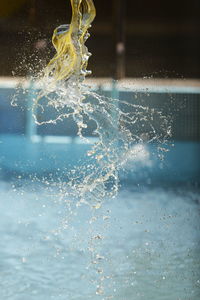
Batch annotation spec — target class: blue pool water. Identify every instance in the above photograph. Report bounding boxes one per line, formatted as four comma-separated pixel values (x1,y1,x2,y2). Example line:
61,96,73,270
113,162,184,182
0,79,200,299
0,181,199,300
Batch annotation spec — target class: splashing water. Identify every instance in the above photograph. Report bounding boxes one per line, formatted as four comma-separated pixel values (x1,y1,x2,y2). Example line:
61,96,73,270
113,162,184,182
26,0,171,206
11,0,172,297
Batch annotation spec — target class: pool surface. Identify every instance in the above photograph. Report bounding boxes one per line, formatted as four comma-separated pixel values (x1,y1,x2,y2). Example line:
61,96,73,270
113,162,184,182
0,181,199,300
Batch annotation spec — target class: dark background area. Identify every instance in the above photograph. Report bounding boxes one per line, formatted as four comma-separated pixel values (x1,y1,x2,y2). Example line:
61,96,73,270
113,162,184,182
0,0,200,78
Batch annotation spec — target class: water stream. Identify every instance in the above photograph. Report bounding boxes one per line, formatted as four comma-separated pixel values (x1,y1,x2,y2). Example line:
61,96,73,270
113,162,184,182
7,0,185,298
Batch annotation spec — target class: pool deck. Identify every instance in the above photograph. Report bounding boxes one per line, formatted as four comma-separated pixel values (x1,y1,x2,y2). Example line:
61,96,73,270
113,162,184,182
1,77,200,93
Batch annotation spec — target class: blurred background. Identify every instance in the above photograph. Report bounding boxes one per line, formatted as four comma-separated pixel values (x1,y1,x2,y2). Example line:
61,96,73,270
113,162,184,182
0,0,199,182
0,4,200,300
0,0,200,79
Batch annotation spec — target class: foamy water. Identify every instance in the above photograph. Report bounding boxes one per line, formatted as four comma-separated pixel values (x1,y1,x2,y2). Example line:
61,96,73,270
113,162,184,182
0,182,199,300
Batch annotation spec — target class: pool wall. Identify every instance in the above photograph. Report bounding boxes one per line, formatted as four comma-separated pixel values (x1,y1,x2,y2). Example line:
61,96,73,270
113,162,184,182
0,78,199,185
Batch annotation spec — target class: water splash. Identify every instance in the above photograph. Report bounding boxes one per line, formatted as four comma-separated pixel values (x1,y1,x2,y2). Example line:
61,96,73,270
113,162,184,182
11,0,172,205
31,82,171,205
11,1,172,297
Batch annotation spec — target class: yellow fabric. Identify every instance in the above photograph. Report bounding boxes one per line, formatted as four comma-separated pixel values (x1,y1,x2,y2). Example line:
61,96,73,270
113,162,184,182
45,0,96,82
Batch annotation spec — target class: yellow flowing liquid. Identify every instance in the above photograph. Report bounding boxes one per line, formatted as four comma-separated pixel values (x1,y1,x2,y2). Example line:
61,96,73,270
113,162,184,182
45,0,96,83
30,0,170,206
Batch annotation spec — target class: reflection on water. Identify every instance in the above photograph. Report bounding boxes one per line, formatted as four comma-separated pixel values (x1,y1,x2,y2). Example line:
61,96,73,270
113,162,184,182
0,182,199,300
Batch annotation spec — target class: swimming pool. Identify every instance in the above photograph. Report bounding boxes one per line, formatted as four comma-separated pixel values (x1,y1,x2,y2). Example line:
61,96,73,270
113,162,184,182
0,78,200,299
0,181,199,300
0,78,200,184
